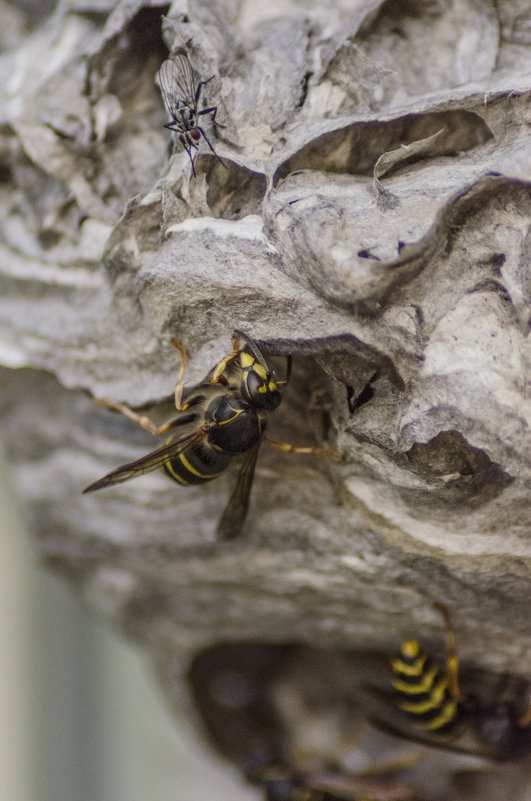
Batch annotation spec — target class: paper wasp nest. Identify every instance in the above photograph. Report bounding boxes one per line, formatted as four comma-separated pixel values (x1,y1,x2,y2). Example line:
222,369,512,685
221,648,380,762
1,0,530,798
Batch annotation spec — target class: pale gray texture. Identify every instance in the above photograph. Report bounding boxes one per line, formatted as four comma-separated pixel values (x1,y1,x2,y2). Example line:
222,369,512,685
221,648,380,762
1,0,530,798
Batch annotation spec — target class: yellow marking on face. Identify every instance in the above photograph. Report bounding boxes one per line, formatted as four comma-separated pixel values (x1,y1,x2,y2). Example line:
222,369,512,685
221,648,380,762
254,363,267,379
257,379,277,394
240,352,254,368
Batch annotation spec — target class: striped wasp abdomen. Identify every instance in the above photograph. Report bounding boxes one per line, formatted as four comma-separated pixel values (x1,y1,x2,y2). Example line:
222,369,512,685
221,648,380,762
383,604,531,761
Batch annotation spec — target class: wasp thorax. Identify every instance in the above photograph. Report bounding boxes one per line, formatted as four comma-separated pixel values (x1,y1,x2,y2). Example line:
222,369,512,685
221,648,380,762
209,395,262,453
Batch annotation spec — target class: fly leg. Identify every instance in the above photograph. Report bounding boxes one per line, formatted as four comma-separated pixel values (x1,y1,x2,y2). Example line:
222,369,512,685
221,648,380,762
197,124,226,168
164,122,199,175
198,103,225,128
185,145,197,176
196,78,225,128
195,76,214,105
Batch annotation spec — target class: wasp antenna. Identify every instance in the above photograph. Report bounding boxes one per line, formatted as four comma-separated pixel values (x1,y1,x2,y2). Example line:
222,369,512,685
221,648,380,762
232,329,269,370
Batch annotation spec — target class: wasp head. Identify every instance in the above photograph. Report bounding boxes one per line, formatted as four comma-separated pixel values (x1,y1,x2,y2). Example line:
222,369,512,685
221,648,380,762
239,350,281,411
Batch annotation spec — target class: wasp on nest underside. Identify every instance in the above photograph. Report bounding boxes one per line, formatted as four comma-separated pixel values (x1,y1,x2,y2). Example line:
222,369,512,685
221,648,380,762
83,331,341,540
374,603,531,762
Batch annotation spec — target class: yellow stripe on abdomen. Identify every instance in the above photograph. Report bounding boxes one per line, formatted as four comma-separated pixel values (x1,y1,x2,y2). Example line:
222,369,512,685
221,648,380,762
392,640,459,732
162,446,227,486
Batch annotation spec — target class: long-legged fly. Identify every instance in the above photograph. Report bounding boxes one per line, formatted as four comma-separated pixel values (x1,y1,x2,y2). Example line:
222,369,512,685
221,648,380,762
158,47,225,176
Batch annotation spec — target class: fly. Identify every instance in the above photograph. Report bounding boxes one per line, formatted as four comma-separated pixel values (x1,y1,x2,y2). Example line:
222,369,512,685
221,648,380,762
158,47,225,176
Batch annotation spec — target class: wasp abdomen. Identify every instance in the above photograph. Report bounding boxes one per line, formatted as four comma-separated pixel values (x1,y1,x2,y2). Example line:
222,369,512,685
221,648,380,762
392,639,459,732
163,442,228,486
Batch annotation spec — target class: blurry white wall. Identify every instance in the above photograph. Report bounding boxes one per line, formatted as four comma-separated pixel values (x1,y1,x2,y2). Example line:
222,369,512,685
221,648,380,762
0,437,254,801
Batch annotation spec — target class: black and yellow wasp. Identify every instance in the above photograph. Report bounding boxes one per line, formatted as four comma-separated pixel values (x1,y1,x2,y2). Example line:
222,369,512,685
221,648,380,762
158,47,225,176
379,603,531,761
83,331,339,539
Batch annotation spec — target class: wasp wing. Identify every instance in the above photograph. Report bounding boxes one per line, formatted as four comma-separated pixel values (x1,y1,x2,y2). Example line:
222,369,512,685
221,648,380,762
216,441,261,540
158,48,197,118
83,428,206,493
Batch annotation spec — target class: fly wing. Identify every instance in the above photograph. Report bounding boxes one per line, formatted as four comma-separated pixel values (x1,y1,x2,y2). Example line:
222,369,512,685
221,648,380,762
83,428,206,493
158,48,197,118
216,441,261,540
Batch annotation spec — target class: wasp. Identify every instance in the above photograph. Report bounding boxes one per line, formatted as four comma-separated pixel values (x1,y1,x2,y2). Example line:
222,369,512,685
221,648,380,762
377,603,531,761
158,47,225,176
83,331,340,540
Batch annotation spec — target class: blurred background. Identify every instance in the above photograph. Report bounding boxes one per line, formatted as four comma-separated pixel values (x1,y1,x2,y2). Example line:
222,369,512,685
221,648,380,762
0,436,253,801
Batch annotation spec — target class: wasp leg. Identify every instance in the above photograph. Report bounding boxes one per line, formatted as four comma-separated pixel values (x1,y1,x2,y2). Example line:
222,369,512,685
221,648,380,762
211,332,242,383
263,437,342,460
93,338,188,434
169,338,188,410
92,399,177,436
432,602,465,703
518,703,531,728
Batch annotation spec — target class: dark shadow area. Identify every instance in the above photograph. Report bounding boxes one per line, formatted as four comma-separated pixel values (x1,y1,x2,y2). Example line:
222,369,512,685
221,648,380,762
274,110,493,185
188,639,531,800
198,157,267,219
400,430,514,510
